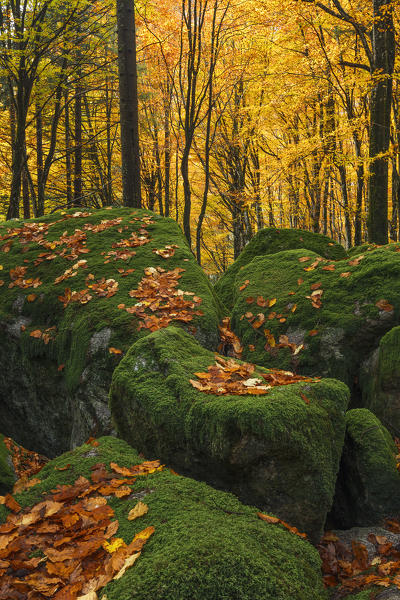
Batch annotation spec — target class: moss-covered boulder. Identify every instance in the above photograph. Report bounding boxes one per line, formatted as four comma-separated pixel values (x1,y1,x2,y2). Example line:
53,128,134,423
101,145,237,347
0,436,327,600
230,245,400,394
110,326,349,541
360,326,400,436
0,434,15,494
214,227,347,310
329,409,400,529
0,208,222,456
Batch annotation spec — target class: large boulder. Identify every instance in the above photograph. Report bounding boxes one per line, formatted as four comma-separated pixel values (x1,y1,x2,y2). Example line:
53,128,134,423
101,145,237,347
0,436,328,600
230,246,400,394
0,435,15,494
110,326,349,541
214,227,347,310
329,409,400,529
360,326,400,436
0,208,222,456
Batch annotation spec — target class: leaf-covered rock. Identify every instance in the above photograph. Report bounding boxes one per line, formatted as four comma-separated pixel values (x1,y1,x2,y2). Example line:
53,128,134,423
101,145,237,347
0,208,222,456
230,245,400,396
214,227,347,310
329,409,400,529
110,326,349,542
0,436,328,600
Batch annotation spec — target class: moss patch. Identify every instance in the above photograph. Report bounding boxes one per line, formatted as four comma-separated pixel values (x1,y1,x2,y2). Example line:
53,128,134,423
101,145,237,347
0,434,15,494
110,326,349,541
214,227,347,310
360,326,400,437
0,436,327,600
329,409,400,529
230,245,400,391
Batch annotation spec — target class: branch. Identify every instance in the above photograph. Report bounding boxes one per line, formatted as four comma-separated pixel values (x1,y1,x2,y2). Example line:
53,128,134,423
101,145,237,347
339,60,370,72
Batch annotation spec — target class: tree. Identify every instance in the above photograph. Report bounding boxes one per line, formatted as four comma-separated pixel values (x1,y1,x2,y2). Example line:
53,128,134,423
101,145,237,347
116,0,142,208
298,0,395,244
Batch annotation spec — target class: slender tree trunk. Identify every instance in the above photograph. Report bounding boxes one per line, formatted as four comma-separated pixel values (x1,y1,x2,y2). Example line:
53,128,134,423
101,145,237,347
65,90,73,207
368,0,395,244
74,77,83,206
354,134,364,246
116,0,142,208
36,103,45,215
7,112,25,219
163,85,171,217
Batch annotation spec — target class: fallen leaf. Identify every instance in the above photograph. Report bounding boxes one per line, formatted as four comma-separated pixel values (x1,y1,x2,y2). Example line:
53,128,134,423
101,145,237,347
128,502,149,521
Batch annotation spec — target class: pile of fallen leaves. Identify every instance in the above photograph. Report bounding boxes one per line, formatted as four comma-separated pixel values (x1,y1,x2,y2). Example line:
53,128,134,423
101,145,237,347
217,317,243,358
3,437,48,484
0,457,163,599
319,523,400,596
58,276,119,308
118,266,203,332
190,355,315,396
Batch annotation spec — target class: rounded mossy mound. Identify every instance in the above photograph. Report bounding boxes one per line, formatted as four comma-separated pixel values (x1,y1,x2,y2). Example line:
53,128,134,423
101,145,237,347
360,326,400,436
230,245,400,389
0,208,222,456
329,409,400,529
214,227,347,310
0,434,15,494
0,436,327,600
110,326,349,542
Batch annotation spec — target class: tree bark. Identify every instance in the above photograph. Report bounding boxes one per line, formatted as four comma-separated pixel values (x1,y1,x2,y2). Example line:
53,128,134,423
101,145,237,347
367,0,395,244
116,0,142,208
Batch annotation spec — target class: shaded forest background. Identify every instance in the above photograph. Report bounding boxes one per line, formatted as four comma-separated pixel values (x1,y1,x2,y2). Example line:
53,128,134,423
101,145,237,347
0,0,399,274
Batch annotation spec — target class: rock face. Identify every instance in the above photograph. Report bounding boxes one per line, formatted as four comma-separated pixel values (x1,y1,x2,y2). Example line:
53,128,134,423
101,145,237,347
0,436,328,600
110,327,349,542
0,435,15,494
214,227,347,310
361,326,400,436
229,245,400,395
0,208,222,457
329,409,400,529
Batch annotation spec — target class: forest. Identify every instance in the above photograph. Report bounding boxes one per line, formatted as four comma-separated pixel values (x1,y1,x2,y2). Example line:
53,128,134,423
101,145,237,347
0,0,399,271
3,1,400,600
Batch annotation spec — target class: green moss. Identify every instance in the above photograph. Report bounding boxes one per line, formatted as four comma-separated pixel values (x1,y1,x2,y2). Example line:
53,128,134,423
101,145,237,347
330,409,400,528
360,326,400,436
230,245,400,388
110,326,349,541
0,436,327,600
0,434,14,494
214,227,347,310
0,208,222,392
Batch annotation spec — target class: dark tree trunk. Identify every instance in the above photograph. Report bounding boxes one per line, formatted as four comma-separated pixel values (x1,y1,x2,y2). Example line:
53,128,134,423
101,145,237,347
116,0,142,208
65,90,73,207
74,80,83,206
36,104,45,215
368,0,395,244
163,85,171,217
22,161,30,219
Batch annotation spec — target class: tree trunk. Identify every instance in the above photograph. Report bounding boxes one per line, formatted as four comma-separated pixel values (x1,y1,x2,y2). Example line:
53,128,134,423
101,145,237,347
116,0,142,208
367,0,395,244
36,104,45,216
65,90,73,207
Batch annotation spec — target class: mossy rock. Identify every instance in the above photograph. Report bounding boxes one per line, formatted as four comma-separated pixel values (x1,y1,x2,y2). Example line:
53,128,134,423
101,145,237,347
0,436,328,600
0,434,15,494
110,326,349,542
214,227,347,310
0,208,222,456
329,409,400,529
230,245,400,393
360,326,400,437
